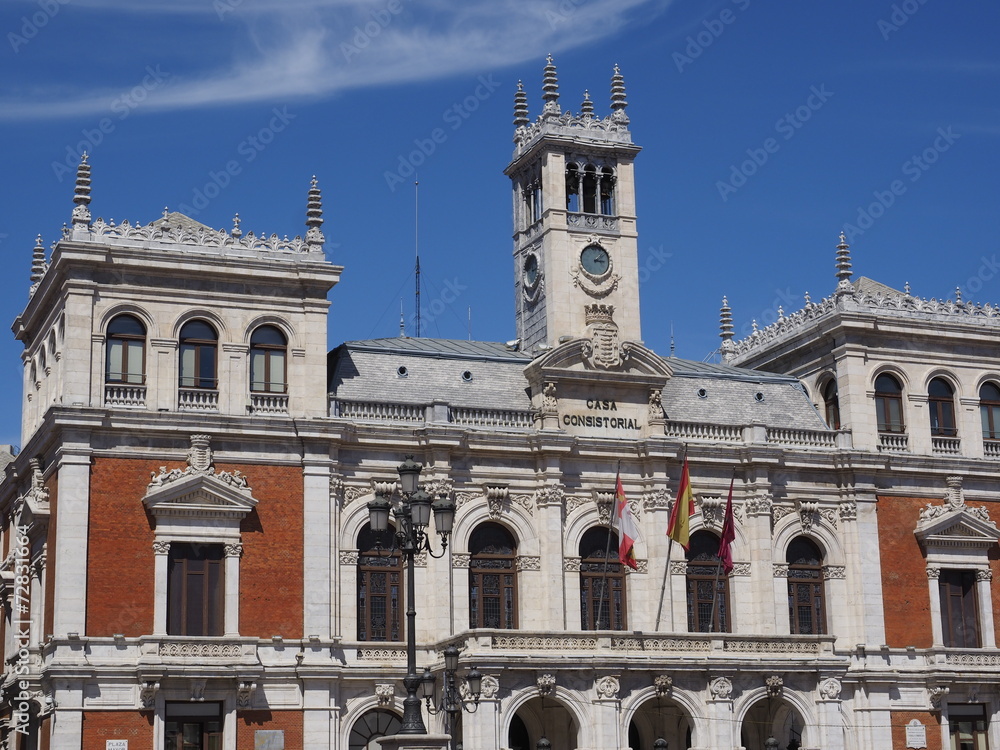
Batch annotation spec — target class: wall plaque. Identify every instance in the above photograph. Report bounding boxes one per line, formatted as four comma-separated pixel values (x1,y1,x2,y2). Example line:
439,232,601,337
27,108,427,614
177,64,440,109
106,742,127,750
905,719,926,748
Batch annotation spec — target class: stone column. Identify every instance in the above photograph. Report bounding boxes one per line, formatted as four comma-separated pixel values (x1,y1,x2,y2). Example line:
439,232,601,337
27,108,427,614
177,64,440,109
53,447,91,636
704,676,736,750
535,484,566,629
816,677,847,750
303,455,332,639
926,566,943,646
152,541,170,635
224,543,242,636
745,489,776,634
461,674,501,749
977,569,996,647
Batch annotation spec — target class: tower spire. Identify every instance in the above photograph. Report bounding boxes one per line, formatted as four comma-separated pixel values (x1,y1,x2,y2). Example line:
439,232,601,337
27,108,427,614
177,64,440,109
610,64,629,124
835,231,853,294
72,153,92,231
305,175,325,252
541,54,560,117
513,80,530,128
29,235,47,296
720,296,735,362
580,90,594,118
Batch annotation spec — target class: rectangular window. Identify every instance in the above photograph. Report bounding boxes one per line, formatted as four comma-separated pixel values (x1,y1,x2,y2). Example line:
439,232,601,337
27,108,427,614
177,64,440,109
168,543,224,637
949,703,988,750
940,569,980,648
165,702,223,750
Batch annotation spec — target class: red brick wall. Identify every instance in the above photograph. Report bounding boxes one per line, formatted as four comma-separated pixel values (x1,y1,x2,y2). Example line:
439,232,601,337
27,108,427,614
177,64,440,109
228,463,303,639
889,711,940,749
86,457,303,639
87,458,158,637
81,711,153,750
236,710,304,749
878,495,1000,647
877,496,933,647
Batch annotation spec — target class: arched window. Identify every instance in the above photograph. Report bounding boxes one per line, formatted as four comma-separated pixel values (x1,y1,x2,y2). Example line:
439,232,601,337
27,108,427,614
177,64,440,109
579,526,627,630
106,314,146,384
928,378,957,436
469,523,517,629
179,320,218,389
980,382,1000,440
249,325,287,393
349,709,402,750
566,163,580,212
822,379,840,430
787,537,825,635
685,530,730,633
357,523,402,642
599,166,615,215
874,373,904,433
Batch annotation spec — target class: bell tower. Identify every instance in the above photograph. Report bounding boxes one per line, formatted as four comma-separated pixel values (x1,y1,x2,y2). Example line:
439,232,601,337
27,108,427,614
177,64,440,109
506,57,642,354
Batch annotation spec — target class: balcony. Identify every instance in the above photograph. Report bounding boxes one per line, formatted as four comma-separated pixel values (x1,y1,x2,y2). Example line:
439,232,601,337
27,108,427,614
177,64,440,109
104,384,146,409
878,432,909,452
250,392,289,415
984,440,1000,459
178,387,219,412
931,436,962,455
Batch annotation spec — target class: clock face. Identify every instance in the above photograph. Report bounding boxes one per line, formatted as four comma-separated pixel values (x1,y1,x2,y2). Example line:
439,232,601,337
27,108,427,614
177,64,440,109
523,254,539,286
580,244,610,275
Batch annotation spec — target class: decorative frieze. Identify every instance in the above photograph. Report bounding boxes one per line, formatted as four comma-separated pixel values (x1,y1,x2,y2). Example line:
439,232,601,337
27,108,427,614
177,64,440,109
516,556,541,571
340,551,359,565
563,557,581,572
642,489,670,511
823,565,846,580
453,554,471,569
731,562,751,577
772,564,789,578
838,500,858,521
535,485,565,508
745,491,773,516
159,642,243,658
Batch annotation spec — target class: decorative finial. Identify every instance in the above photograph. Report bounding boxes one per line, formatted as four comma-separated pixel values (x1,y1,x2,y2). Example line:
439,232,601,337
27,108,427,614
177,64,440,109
720,297,735,363
162,206,169,219
580,90,594,117
305,176,325,252
955,286,963,304
835,231,853,294
777,305,785,321
904,281,911,295
399,299,406,337
804,291,812,306
231,213,242,239
610,64,629,124
29,235,47,295
541,54,560,117
751,319,759,333
513,80,530,127
72,153,92,229
669,321,676,358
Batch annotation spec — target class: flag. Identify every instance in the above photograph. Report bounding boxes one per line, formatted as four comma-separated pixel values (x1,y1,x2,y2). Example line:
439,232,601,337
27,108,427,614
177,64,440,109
614,471,640,570
717,474,735,574
667,457,694,549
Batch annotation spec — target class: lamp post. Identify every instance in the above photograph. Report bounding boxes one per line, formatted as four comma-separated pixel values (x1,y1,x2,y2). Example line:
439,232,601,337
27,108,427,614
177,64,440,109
367,456,456,735
419,645,482,749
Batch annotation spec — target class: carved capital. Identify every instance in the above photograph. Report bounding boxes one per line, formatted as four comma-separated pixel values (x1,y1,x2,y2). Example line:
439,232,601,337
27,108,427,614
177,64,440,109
152,541,171,555
537,673,556,696
224,543,243,558
375,683,394,706
236,681,256,708
653,674,673,697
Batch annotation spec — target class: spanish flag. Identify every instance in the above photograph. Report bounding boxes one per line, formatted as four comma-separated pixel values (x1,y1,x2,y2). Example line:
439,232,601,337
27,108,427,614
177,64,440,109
614,471,640,570
667,457,694,549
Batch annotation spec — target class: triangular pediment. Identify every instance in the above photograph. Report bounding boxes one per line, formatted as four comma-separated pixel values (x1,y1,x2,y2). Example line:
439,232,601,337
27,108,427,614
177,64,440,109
143,472,258,520
915,507,1000,549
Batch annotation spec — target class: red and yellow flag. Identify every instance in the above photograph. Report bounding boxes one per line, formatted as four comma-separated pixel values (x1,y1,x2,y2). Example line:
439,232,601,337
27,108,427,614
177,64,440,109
667,457,694,549
614,472,639,570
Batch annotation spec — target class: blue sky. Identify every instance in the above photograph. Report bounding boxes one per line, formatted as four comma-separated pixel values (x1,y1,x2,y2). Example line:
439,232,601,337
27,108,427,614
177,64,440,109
1,0,998,447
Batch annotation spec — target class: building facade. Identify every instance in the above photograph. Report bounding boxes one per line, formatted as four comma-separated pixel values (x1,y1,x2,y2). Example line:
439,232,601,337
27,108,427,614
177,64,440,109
0,60,997,750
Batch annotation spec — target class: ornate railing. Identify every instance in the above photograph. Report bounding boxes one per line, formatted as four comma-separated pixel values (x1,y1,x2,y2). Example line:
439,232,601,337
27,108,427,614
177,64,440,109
663,421,742,443
250,392,289,415
335,400,423,422
878,432,909,452
452,407,533,428
931,436,961,455
104,384,146,409
766,427,837,449
984,440,1000,458
566,212,620,234
178,388,219,411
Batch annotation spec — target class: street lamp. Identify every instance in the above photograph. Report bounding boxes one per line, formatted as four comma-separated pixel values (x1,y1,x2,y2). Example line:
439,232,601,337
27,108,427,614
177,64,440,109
419,645,482,749
367,456,456,735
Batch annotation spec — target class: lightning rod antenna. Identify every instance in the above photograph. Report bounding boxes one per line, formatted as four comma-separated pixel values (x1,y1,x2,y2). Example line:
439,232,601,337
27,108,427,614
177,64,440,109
414,179,421,338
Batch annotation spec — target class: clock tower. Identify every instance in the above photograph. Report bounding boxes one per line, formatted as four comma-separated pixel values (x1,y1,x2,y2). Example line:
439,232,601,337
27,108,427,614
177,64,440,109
505,57,642,354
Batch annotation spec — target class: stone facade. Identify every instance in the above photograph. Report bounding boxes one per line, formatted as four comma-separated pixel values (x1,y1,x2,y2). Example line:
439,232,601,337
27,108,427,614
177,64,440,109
0,60,997,750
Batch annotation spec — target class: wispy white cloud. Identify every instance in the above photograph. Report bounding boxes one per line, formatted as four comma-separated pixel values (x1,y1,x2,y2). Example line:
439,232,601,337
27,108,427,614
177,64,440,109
1,0,668,120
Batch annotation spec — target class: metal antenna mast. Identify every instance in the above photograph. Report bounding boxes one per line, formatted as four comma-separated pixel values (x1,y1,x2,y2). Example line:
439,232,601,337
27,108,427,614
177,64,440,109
414,179,421,338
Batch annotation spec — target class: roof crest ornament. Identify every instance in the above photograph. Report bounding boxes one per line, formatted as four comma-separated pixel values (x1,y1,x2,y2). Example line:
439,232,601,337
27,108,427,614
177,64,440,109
719,296,735,363
541,54,561,118
513,80,530,129
610,63,629,124
835,231,854,295
29,235,48,297
580,90,594,119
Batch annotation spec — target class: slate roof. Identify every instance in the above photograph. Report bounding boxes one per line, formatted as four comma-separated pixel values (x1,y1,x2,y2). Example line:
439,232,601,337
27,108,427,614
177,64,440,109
329,338,831,430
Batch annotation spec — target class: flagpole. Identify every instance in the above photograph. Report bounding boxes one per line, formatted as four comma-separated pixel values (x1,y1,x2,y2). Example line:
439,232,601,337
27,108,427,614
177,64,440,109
708,467,738,633
596,460,621,629
655,449,687,631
